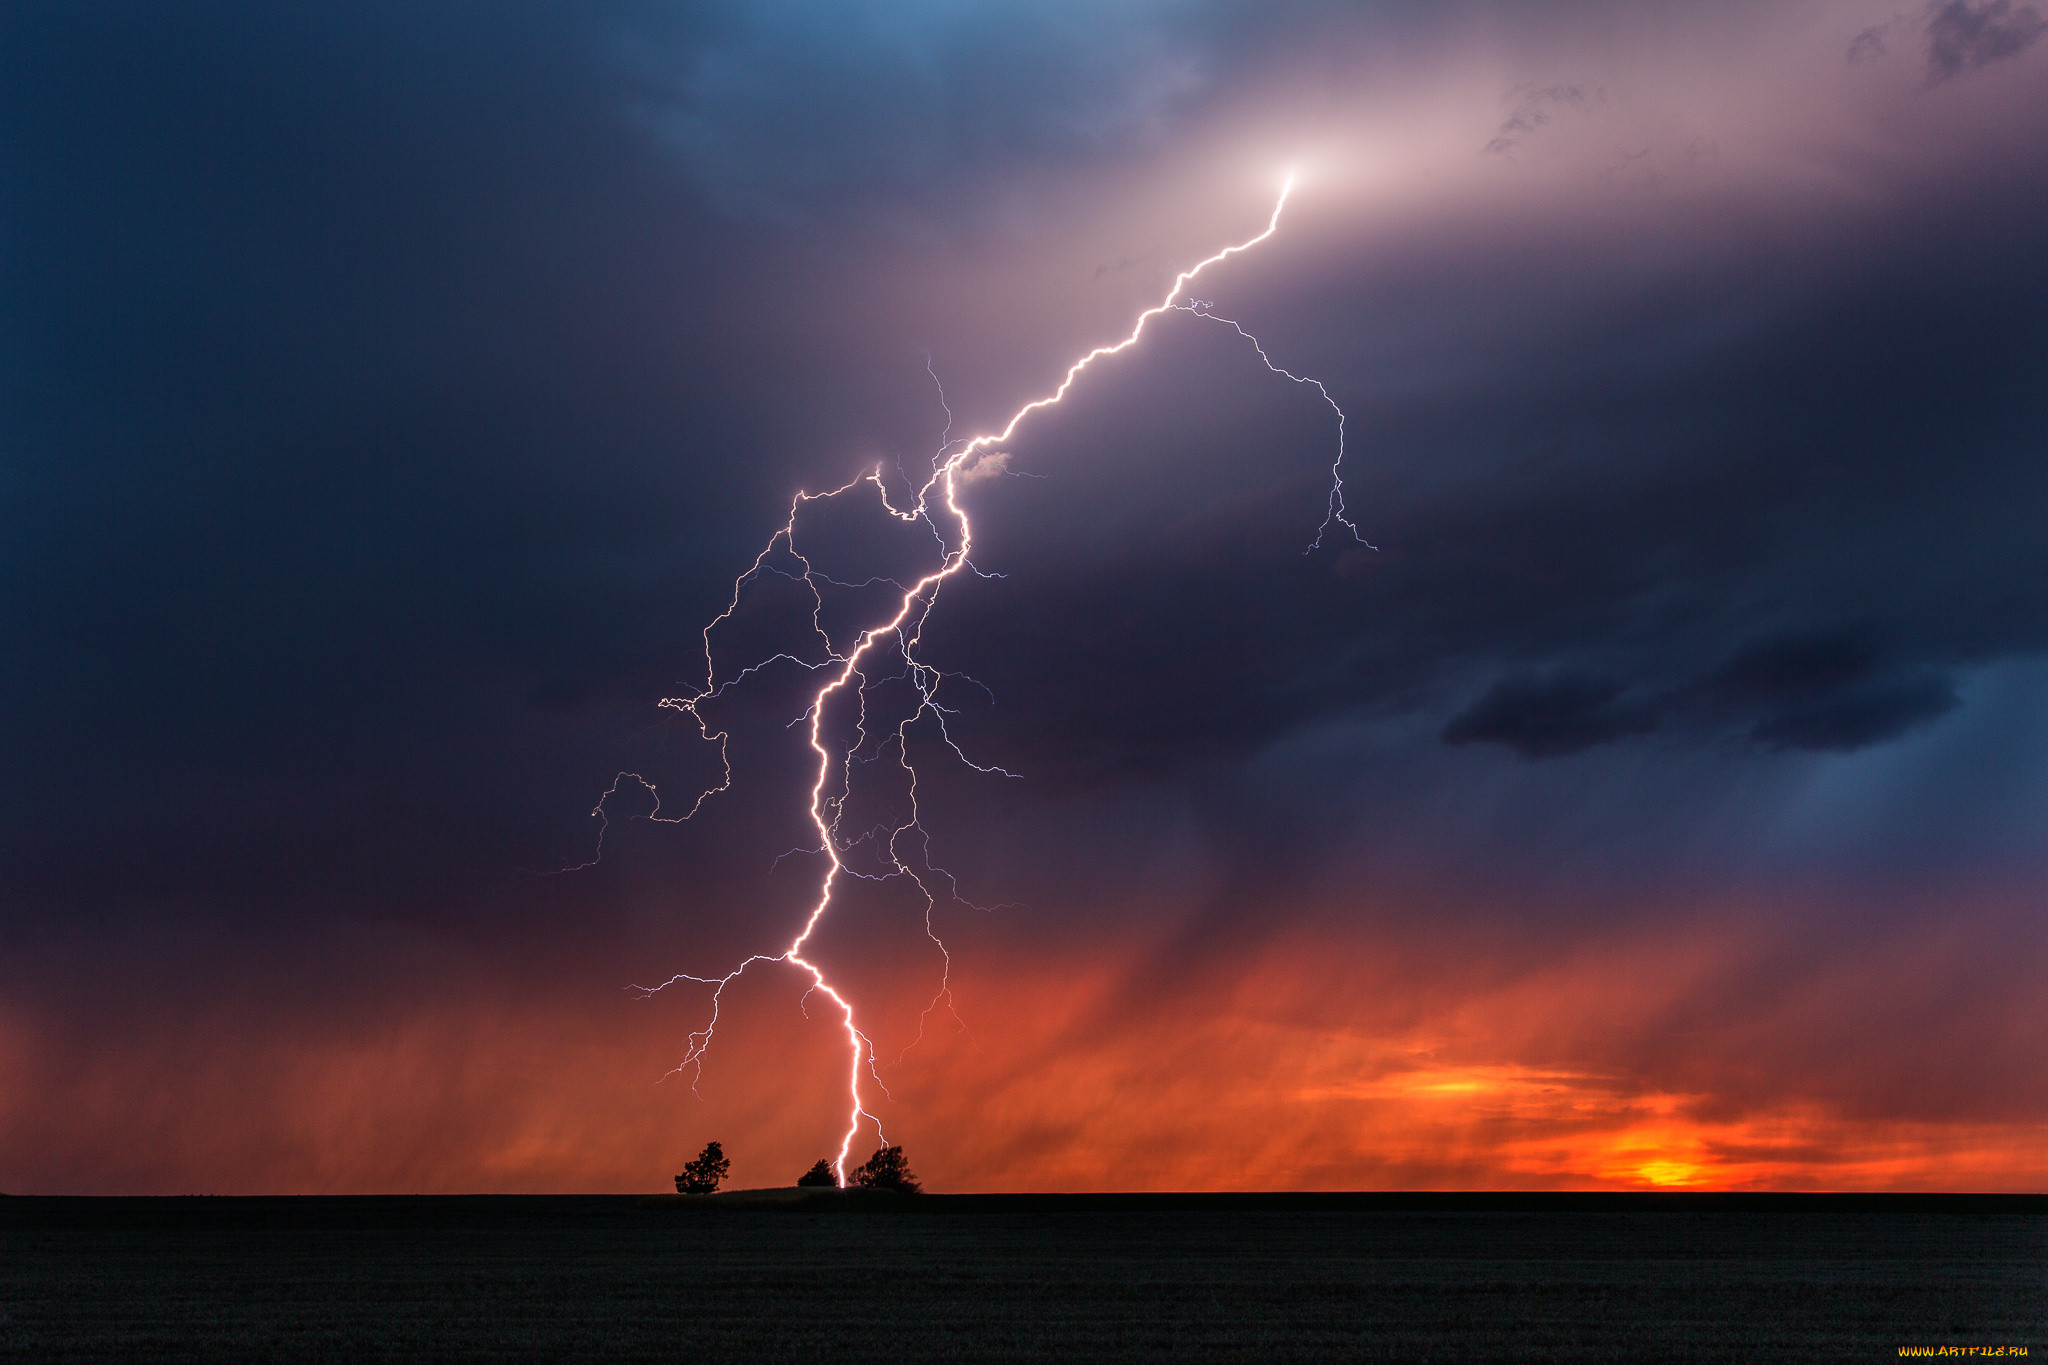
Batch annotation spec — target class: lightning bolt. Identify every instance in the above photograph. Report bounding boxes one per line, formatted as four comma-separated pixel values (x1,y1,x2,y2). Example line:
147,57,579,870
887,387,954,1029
597,173,1357,1185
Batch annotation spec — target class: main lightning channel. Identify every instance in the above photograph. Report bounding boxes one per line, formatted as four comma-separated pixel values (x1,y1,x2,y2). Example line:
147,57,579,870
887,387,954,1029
617,174,1354,1184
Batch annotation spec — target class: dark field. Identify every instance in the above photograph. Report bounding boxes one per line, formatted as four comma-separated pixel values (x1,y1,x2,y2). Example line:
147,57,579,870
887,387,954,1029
1,1193,2041,1362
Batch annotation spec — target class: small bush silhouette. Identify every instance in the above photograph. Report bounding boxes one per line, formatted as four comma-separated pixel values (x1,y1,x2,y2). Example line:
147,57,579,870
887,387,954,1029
675,1141,730,1195
796,1159,838,1188
848,1145,921,1193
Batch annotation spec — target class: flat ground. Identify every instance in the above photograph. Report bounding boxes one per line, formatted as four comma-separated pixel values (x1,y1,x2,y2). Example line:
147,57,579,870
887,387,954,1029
1,1193,2040,1362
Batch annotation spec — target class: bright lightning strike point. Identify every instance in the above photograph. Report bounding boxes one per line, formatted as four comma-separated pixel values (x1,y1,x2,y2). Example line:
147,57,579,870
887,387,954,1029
598,173,1359,1186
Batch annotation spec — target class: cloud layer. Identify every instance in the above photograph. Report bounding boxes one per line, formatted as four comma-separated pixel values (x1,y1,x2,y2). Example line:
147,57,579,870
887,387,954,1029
2,0,2044,1191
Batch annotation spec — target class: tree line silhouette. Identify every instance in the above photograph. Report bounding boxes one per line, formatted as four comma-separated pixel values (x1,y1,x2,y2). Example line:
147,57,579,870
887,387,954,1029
676,1142,921,1194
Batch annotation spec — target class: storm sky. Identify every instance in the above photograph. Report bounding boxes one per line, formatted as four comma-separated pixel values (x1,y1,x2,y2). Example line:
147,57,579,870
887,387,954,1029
4,0,2045,1192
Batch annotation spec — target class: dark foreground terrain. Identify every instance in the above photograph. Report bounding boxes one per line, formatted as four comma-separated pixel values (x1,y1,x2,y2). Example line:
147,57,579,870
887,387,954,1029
1,1192,2040,1362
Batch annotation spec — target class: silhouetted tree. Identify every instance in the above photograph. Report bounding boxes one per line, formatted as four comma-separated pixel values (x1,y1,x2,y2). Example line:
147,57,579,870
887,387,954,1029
675,1141,730,1195
848,1145,921,1193
796,1159,838,1188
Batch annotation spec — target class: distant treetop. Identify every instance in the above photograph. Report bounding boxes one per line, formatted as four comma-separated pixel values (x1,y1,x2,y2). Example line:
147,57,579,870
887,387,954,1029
796,1159,838,1188
676,1141,730,1195
848,1145,921,1194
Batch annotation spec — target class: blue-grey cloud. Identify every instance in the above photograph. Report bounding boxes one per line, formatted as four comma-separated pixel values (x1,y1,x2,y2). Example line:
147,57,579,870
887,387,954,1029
615,0,1217,217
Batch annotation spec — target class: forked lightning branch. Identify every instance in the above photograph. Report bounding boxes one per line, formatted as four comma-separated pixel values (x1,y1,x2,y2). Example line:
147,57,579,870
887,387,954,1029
581,174,1356,1183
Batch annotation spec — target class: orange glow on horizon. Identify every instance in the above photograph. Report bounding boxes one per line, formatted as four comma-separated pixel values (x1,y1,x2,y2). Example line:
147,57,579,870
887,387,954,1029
6,904,2043,1196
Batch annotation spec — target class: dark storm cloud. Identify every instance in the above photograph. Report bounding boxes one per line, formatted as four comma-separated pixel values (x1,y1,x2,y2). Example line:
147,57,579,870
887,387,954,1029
919,165,2048,794
0,0,788,918
1441,636,1965,760
1442,673,1654,758
1924,0,2046,79
0,0,2038,961
1689,633,1961,752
